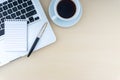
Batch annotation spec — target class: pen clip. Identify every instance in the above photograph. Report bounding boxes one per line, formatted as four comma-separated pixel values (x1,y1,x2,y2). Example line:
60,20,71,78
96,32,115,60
38,22,48,38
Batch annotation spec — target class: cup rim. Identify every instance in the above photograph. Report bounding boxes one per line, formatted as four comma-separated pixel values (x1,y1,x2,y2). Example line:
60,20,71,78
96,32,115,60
54,0,81,21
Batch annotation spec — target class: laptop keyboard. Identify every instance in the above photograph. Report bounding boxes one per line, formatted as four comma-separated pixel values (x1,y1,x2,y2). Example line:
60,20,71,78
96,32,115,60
0,0,40,36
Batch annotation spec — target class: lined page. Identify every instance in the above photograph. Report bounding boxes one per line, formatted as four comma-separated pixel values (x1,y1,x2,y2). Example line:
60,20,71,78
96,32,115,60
5,19,28,52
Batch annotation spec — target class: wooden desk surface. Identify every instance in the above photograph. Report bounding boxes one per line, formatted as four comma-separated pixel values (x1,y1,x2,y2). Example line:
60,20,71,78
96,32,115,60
0,0,120,80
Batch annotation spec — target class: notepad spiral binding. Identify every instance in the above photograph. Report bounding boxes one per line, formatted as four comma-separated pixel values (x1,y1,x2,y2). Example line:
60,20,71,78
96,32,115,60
5,19,27,22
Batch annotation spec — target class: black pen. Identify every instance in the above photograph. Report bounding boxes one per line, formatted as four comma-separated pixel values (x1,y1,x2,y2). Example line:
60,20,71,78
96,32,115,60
27,22,48,57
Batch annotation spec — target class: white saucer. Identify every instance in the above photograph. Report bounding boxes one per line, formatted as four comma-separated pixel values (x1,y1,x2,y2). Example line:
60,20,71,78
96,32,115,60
49,0,83,28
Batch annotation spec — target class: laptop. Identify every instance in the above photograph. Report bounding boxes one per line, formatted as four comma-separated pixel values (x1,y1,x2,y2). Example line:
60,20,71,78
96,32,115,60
0,0,56,66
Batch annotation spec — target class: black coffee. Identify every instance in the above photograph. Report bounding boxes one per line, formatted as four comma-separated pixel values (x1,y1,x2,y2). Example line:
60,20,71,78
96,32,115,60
57,0,76,19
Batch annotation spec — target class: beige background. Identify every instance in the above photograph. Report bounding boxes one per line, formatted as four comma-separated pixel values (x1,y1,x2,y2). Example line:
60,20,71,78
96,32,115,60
0,0,120,80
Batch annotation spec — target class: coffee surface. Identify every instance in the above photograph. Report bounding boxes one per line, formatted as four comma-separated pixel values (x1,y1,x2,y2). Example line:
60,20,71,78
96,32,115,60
57,0,76,19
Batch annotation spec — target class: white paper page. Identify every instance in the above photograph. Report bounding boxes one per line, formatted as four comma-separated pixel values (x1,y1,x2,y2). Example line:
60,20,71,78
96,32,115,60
4,20,28,52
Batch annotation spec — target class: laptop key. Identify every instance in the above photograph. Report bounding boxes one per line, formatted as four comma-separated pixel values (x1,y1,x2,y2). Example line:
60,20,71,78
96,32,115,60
8,0,13,3
26,10,37,17
15,17,20,19
3,5,8,10
21,9,26,14
0,29,4,36
26,5,34,12
23,0,27,2
20,15,26,19
8,3,13,8
12,7,17,12
3,11,8,16
16,11,21,16
11,13,16,18
27,1,32,5
1,18,5,22
1,24,4,28
0,8,3,12
8,9,13,14
3,1,8,5
13,1,18,6
17,5,22,9
0,4,2,7
22,3,27,7
35,17,39,20
29,17,34,22
6,15,11,19
0,13,2,18
18,0,23,4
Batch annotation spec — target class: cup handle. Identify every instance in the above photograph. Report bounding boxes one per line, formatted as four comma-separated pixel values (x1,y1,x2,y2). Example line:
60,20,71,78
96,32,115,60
51,16,57,21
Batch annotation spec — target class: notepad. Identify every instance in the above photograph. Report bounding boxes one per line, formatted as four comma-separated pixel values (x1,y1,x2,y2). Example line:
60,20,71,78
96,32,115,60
4,19,28,52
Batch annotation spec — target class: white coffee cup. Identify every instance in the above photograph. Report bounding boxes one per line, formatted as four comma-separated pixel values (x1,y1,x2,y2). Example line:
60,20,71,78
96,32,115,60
49,0,82,28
